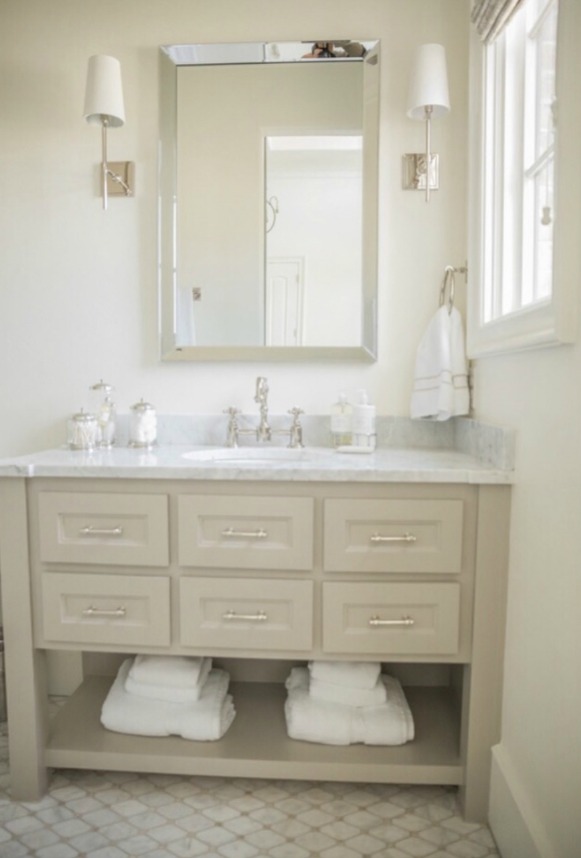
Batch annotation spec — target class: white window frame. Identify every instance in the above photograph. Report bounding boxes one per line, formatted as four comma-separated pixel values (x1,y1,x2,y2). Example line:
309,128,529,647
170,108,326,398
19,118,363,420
468,0,579,356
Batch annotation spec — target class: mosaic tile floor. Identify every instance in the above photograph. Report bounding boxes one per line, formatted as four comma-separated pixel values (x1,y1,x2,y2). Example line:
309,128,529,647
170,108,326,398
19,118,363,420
0,718,501,858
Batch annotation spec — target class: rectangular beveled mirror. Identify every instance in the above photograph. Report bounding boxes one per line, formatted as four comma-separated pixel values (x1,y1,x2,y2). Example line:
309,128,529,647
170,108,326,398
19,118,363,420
159,40,380,361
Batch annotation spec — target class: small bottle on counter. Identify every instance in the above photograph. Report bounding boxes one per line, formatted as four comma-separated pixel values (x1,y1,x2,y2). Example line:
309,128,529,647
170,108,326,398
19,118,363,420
67,408,99,451
89,380,116,448
129,399,157,449
352,389,376,450
330,392,353,448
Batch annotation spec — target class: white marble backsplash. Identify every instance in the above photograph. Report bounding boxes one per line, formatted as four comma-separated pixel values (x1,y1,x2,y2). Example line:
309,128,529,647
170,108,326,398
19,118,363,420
114,413,515,471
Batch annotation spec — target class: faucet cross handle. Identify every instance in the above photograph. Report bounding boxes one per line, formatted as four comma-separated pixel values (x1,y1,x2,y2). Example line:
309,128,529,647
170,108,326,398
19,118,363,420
223,406,241,447
288,407,305,449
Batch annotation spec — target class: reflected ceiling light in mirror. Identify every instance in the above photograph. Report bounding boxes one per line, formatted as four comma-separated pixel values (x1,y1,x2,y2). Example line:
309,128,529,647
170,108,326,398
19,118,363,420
404,43,450,202
83,54,134,210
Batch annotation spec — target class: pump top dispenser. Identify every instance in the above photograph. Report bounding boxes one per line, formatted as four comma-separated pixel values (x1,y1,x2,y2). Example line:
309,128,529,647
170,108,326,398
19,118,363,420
330,393,353,447
352,389,376,450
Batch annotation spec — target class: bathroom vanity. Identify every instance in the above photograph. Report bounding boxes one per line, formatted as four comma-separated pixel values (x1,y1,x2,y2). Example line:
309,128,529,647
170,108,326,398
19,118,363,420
0,440,511,821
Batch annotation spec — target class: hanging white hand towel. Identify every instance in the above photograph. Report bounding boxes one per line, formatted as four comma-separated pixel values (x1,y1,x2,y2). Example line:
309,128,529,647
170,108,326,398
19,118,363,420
410,305,470,421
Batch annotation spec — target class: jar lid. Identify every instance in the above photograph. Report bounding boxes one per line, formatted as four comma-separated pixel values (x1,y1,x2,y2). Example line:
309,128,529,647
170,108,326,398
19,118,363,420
71,408,97,423
131,398,155,413
90,379,114,394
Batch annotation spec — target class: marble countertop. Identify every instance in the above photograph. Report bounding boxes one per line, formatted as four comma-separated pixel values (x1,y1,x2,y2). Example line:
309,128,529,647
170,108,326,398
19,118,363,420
0,444,513,484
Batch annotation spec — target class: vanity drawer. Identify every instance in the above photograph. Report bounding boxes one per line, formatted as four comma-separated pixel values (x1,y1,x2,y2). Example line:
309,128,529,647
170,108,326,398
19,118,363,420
41,572,171,647
323,498,463,573
322,582,460,656
38,492,169,567
179,577,313,651
178,495,313,570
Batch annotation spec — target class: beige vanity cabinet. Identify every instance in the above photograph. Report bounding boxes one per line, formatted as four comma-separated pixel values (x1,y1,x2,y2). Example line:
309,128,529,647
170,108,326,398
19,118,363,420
0,475,510,823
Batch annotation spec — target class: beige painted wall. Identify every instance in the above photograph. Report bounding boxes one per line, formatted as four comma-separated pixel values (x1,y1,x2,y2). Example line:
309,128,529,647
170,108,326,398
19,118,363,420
473,1,581,855
0,0,468,455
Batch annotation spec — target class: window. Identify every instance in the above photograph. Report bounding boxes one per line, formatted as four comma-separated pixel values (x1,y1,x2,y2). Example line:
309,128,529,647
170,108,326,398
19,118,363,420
468,0,577,355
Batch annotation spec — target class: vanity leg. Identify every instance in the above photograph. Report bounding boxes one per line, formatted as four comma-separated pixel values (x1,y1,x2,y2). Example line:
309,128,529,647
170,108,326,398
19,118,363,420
459,486,511,822
0,479,50,800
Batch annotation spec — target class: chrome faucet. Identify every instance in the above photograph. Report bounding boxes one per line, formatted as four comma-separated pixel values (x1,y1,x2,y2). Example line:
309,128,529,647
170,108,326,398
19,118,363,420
254,376,271,442
224,376,304,447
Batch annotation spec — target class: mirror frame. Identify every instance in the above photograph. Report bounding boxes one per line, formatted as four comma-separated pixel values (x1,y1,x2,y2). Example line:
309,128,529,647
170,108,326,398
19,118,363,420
158,41,380,362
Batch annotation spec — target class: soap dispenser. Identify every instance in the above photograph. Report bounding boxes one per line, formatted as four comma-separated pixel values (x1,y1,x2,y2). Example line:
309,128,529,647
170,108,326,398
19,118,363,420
352,389,376,450
330,392,353,448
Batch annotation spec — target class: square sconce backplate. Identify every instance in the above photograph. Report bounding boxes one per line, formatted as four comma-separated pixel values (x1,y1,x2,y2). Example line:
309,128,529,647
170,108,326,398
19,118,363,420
106,161,135,197
402,153,439,191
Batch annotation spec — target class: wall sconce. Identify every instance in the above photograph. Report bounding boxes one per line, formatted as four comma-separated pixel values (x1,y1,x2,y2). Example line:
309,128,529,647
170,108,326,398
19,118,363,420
403,43,450,202
83,54,134,210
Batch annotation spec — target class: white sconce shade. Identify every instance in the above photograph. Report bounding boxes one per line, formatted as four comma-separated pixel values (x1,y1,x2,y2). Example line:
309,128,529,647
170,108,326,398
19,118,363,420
404,44,450,202
406,43,450,119
83,54,125,127
83,54,133,209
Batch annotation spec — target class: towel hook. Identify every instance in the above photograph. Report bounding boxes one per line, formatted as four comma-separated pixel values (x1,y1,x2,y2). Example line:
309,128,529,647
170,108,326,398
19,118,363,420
439,265,456,314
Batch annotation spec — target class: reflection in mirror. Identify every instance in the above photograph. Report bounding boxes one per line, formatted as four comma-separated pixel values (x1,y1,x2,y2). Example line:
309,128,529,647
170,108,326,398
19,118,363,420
265,135,363,346
159,41,380,361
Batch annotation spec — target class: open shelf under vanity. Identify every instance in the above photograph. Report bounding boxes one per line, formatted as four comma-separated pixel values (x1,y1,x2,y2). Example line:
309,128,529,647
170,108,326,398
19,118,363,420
46,676,463,785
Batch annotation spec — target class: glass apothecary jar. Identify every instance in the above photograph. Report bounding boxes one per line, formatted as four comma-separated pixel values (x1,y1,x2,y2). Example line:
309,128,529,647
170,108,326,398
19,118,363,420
129,399,157,449
89,379,116,448
67,409,99,451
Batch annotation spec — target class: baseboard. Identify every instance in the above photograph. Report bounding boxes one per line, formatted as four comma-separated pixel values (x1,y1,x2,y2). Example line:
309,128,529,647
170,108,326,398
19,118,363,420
489,744,556,858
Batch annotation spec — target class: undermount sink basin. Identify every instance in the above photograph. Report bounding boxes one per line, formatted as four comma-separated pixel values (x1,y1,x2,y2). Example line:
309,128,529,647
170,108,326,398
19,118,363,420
182,447,325,464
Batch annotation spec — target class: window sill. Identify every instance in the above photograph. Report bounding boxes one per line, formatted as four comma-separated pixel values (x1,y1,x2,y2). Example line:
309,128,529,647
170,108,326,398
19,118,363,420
467,298,576,358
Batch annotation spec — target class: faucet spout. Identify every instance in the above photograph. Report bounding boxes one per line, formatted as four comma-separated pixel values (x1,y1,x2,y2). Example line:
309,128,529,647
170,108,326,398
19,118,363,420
254,376,271,442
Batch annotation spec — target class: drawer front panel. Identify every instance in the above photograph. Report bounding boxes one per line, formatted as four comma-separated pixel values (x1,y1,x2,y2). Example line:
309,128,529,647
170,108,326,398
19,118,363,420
38,492,169,567
178,496,313,570
324,499,463,573
180,577,313,651
41,573,171,646
322,582,460,655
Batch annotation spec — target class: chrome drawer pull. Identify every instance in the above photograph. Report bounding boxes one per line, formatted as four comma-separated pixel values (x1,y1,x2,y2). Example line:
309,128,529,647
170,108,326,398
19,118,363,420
368,615,415,627
79,525,124,537
223,609,268,622
370,532,417,544
221,527,268,540
82,605,127,618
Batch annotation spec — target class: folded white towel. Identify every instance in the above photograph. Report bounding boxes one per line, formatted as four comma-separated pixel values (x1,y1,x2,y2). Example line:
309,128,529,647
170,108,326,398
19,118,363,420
410,305,470,422
309,676,387,707
125,657,212,703
308,660,381,690
285,667,414,746
101,660,235,741
127,655,212,689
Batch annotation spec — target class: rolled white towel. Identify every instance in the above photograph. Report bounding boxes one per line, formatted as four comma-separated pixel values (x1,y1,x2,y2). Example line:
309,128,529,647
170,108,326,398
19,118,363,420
128,655,212,689
308,660,381,690
125,657,212,703
309,676,387,707
285,667,414,746
101,659,235,741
